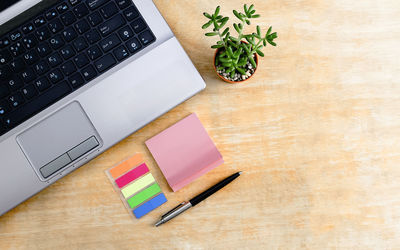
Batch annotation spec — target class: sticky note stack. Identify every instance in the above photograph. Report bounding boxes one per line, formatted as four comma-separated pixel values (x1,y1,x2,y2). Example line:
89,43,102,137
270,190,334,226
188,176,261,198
106,153,167,219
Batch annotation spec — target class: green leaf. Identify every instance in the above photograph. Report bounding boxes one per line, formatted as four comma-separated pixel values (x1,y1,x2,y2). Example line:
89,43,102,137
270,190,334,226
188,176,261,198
233,23,240,34
242,43,251,54
237,57,247,66
250,10,256,15
203,12,212,19
236,67,246,75
215,6,220,16
263,40,267,46
202,20,213,29
222,62,232,67
211,44,224,49
249,4,255,12
229,36,239,42
227,46,234,58
245,19,251,25
230,70,235,78
270,32,278,39
252,14,260,18
244,4,248,14
220,17,229,28
233,10,243,21
238,23,243,30
234,47,243,58
249,56,257,68
205,32,218,36
226,67,234,73
268,40,277,46
221,27,229,37
219,57,232,63
257,25,261,36
256,49,264,57
228,40,238,48
216,15,223,20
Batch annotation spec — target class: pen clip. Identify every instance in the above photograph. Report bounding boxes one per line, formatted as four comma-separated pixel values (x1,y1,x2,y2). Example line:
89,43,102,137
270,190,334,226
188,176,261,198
161,202,187,219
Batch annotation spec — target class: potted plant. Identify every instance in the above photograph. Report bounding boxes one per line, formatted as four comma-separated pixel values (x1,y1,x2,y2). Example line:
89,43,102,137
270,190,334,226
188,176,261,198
202,4,278,83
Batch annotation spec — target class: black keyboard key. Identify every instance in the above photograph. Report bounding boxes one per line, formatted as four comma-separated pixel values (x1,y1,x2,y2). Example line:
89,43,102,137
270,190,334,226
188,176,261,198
88,12,103,26
9,30,22,41
36,42,52,57
48,69,63,83
21,23,35,34
47,52,63,67
118,25,134,41
69,72,84,88
21,68,36,82
85,30,101,44
69,0,79,6
49,34,65,49
123,6,139,21
60,45,76,59
4,81,70,128
73,4,89,19
126,37,141,53
113,45,129,61
138,30,155,45
81,65,97,80
22,34,38,49
8,93,24,109
117,0,132,10
6,75,23,91
60,11,76,26
62,26,78,42
34,60,50,75
73,36,88,52
94,54,116,73
22,84,38,100
0,38,10,49
57,3,69,14
49,18,64,33
131,18,147,33
45,9,58,20
99,34,120,52
74,53,89,68
34,16,46,27
10,58,25,72
0,100,9,117
23,50,40,65
87,0,108,10
75,19,90,34
61,61,76,76
87,45,102,60
0,65,11,80
0,84,10,99
0,50,12,64
34,77,51,92
9,42,25,57
98,14,126,37
100,2,118,19
36,26,51,41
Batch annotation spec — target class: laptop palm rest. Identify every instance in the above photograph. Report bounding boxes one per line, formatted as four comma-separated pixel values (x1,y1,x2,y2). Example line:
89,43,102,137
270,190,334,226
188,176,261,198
16,101,101,181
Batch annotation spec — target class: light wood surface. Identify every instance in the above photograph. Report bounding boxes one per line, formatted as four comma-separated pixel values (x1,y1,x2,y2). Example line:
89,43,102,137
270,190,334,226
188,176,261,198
2,0,400,249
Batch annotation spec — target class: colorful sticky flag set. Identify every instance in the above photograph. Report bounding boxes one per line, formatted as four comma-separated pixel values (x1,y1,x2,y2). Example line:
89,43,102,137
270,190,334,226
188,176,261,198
106,153,167,219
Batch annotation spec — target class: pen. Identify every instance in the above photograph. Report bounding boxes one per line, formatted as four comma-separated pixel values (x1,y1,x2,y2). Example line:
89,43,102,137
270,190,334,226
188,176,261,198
155,171,242,227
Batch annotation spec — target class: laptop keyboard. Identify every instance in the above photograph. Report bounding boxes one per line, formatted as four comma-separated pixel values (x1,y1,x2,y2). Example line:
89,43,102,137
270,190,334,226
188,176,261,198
0,0,156,136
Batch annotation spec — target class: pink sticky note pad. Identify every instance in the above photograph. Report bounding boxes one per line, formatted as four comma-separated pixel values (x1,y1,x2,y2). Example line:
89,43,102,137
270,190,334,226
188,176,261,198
145,113,224,192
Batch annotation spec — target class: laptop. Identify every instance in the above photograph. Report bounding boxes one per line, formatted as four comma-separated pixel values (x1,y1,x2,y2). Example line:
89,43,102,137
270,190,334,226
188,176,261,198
0,0,206,215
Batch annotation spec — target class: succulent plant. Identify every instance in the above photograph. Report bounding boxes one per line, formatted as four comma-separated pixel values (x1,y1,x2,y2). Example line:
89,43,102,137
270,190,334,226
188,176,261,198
202,4,278,79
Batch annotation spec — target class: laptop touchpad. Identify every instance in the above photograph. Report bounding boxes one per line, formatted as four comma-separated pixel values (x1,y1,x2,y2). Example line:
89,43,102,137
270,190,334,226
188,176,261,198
17,102,101,180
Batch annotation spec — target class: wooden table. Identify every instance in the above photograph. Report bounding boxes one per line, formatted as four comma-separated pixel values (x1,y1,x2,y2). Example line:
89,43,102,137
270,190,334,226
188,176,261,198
2,0,400,249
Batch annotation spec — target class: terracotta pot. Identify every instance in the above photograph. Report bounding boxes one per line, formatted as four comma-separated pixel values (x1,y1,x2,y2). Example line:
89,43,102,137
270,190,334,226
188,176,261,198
213,46,258,83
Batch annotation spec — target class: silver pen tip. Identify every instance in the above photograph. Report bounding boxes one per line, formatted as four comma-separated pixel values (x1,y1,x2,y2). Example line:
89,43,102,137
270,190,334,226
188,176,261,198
155,220,163,227
238,171,243,175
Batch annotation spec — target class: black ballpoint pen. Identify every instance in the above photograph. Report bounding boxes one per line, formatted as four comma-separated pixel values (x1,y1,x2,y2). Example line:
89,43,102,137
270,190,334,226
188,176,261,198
155,171,242,227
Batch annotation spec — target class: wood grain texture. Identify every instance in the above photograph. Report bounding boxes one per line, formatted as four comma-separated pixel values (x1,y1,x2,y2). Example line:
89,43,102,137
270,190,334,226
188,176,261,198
2,0,400,249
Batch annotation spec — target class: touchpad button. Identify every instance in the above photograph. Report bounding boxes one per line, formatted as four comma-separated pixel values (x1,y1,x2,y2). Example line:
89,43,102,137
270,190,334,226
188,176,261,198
17,101,101,180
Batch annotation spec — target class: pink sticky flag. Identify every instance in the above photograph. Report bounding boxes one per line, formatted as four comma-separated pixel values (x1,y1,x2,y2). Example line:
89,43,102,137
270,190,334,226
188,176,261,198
115,163,149,188
145,113,224,192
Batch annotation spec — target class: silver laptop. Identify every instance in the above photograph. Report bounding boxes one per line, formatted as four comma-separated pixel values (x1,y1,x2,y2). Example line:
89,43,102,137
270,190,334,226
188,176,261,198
0,0,205,215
